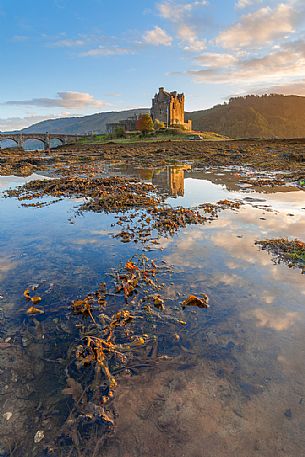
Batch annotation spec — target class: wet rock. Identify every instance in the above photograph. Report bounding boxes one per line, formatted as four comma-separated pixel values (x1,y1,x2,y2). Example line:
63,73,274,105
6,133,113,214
239,382,263,398
34,430,45,443
243,197,266,202
284,409,292,419
3,412,12,421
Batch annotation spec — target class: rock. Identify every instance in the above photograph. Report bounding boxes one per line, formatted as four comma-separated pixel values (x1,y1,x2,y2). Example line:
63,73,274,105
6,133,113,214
181,294,209,309
34,430,45,443
3,412,12,421
284,409,292,419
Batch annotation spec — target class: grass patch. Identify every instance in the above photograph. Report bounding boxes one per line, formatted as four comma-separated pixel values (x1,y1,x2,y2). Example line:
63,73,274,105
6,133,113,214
78,131,227,145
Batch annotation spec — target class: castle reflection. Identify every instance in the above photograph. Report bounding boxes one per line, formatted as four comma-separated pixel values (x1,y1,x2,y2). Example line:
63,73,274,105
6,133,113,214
107,163,301,200
152,165,191,197
125,165,191,197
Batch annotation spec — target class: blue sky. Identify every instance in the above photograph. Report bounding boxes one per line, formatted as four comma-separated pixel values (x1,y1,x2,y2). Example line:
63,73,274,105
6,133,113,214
1,0,305,130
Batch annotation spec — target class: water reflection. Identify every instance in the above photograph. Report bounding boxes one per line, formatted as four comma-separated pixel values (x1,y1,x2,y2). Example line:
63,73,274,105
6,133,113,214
0,173,50,191
107,163,191,197
108,163,303,209
0,167,304,456
251,308,299,331
152,165,189,197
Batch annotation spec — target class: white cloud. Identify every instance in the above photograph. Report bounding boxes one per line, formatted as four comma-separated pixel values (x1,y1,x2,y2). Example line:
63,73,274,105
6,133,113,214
239,43,305,74
143,26,173,46
53,38,87,47
156,1,208,51
80,46,133,57
216,3,295,49
235,0,262,9
194,52,237,67
187,40,305,85
157,1,208,22
3,91,105,109
177,24,206,51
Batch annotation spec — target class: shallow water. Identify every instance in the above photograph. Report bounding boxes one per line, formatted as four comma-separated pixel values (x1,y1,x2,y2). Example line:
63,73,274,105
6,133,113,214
0,165,304,456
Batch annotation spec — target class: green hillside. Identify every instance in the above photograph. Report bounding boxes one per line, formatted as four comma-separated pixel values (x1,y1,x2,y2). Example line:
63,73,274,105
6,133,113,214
186,94,305,138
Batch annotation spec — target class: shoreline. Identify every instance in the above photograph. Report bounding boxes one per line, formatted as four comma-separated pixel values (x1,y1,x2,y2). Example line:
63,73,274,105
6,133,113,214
1,138,304,178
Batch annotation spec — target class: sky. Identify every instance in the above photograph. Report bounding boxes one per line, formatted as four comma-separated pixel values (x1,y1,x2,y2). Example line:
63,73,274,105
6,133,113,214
1,0,305,130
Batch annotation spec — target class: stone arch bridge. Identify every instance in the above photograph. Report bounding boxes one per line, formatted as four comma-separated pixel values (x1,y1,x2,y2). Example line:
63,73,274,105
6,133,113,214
0,133,81,150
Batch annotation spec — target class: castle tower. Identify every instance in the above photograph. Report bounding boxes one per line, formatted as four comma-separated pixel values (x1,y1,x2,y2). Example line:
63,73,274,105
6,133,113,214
151,87,192,130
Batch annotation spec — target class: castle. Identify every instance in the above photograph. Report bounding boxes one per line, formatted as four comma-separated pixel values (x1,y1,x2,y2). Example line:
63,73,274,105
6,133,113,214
106,113,139,134
151,87,192,131
106,87,192,133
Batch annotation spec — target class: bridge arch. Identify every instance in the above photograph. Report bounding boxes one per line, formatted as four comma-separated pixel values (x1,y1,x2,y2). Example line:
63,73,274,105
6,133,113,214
23,138,47,151
0,138,19,149
50,137,64,149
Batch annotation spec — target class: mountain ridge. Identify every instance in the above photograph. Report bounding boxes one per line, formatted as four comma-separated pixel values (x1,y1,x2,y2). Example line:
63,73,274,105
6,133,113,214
13,108,149,135
5,94,305,139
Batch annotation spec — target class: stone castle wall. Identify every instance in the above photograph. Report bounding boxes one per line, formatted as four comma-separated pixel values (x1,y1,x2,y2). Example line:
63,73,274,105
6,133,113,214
151,88,171,125
151,87,192,130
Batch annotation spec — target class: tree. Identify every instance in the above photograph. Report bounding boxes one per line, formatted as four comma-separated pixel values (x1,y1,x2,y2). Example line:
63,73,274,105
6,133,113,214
114,126,126,138
154,119,165,130
136,114,154,134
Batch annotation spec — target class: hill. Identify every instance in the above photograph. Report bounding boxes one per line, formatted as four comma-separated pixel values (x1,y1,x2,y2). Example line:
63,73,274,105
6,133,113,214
186,94,305,139
18,108,149,135
8,94,305,139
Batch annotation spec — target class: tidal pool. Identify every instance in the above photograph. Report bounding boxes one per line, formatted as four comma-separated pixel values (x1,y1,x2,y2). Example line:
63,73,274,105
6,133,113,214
0,166,304,457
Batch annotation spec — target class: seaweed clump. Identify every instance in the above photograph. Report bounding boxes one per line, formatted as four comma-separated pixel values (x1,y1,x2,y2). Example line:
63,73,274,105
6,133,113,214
256,238,305,273
199,199,241,218
7,176,223,246
7,176,159,212
51,255,196,454
114,205,207,245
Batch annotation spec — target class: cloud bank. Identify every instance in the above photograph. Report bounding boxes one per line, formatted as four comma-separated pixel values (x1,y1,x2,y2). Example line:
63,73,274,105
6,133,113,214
3,91,105,109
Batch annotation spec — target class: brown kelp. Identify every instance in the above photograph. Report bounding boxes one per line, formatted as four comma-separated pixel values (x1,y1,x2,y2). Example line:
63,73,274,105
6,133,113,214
46,254,201,454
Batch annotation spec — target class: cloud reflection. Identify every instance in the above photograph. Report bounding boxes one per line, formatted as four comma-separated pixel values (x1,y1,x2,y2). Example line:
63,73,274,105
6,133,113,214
0,259,17,281
251,309,299,331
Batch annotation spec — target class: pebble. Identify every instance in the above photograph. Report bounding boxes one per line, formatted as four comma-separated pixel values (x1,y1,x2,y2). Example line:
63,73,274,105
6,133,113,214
22,336,31,347
3,412,12,421
34,430,45,443
284,409,292,419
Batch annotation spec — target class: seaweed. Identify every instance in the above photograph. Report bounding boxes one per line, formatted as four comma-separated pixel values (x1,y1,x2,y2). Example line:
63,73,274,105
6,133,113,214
256,238,305,273
7,176,159,213
50,254,198,453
